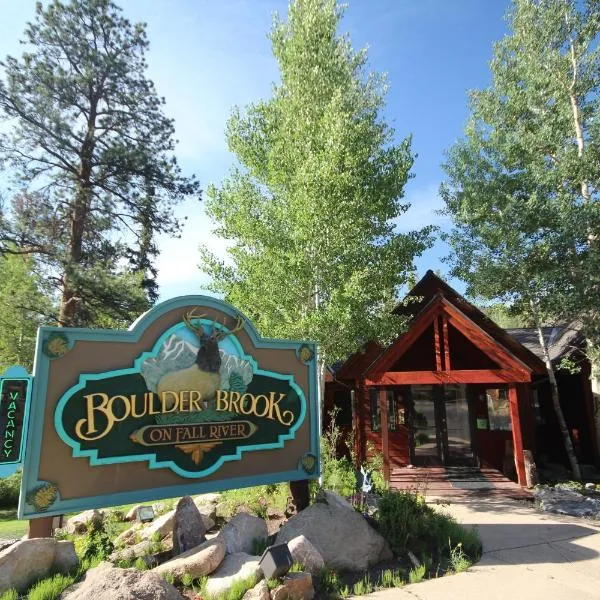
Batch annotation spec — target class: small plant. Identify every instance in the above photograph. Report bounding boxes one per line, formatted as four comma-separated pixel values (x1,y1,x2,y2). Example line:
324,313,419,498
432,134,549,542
78,516,113,561
266,578,279,591
162,571,175,586
449,542,471,573
181,573,194,588
378,568,404,589
408,564,426,584
0,589,18,600
133,557,148,571
352,574,372,596
316,568,346,597
214,574,257,600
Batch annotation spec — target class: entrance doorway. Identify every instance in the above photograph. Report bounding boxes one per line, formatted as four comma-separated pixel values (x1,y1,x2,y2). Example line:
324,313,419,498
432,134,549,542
410,384,474,466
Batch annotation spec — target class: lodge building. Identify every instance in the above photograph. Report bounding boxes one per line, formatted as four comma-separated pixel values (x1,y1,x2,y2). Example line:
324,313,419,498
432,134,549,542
324,271,599,488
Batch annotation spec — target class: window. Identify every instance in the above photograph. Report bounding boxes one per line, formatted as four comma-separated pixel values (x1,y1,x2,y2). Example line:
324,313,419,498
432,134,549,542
369,389,397,431
486,388,512,431
370,389,381,431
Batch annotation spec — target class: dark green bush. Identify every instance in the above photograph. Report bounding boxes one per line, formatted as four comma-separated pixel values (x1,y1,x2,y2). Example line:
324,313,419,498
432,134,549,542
79,516,113,561
0,469,21,508
376,490,481,567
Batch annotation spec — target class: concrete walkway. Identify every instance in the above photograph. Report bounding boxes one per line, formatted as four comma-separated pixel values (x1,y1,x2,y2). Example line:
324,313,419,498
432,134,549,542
362,497,600,600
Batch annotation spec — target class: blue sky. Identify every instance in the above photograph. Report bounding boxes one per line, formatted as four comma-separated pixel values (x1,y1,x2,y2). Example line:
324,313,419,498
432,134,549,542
0,0,511,299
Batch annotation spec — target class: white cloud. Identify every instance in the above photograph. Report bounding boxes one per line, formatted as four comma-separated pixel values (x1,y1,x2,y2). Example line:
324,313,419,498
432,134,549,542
394,182,450,233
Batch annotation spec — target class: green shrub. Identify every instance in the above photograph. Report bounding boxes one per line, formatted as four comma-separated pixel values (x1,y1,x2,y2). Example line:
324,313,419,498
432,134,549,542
0,589,18,600
0,470,22,508
78,516,113,561
408,564,426,584
376,490,482,568
26,572,77,600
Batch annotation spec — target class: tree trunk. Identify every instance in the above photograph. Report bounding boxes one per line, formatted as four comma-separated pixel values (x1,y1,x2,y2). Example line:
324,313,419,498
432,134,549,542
535,323,582,480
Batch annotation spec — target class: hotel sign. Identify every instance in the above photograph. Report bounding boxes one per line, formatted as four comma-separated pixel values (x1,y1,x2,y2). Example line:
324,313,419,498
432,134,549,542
20,297,319,519
0,372,32,464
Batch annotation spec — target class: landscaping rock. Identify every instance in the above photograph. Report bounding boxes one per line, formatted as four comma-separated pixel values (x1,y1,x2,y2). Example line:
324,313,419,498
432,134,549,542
54,540,79,573
0,538,57,593
173,496,206,555
535,486,600,518
322,491,353,510
114,523,142,547
125,504,144,521
204,552,262,598
242,579,270,600
287,535,324,574
139,509,175,541
153,537,226,582
0,540,17,553
275,502,390,571
60,561,184,600
271,573,314,600
220,513,268,555
66,509,104,534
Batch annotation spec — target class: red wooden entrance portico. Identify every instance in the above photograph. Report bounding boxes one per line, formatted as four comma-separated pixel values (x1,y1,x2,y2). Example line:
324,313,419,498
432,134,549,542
332,272,546,488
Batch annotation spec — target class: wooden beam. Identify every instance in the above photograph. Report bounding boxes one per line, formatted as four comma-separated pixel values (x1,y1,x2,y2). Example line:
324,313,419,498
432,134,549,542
442,316,451,371
379,388,390,482
508,384,527,486
434,316,442,371
365,369,531,386
28,516,53,539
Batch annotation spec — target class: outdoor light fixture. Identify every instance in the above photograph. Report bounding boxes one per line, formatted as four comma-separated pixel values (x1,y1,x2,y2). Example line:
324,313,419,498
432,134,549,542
136,505,155,523
258,543,294,580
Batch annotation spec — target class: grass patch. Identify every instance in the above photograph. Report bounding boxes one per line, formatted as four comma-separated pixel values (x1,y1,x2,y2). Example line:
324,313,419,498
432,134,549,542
26,572,77,600
220,484,288,519
0,590,18,600
376,489,482,574
0,509,28,540
408,564,426,584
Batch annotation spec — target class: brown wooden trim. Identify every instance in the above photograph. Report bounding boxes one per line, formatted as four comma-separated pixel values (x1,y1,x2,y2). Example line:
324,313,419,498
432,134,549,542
508,384,527,486
365,369,531,386
434,316,442,371
442,315,451,371
379,388,390,481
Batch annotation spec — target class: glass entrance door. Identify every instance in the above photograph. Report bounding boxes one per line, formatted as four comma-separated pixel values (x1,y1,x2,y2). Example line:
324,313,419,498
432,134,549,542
410,384,473,466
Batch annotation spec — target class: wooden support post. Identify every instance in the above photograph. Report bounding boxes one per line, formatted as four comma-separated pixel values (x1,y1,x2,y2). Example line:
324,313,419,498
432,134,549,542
379,388,390,481
508,383,527,486
28,516,53,539
582,363,600,467
433,317,442,371
442,316,451,371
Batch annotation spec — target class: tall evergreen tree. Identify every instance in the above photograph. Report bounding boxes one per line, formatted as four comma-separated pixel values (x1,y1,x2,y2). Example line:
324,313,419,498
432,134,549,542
0,0,200,327
201,0,431,404
441,0,600,478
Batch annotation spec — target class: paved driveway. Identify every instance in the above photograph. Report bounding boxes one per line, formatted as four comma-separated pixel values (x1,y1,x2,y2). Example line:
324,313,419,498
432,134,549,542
362,497,600,600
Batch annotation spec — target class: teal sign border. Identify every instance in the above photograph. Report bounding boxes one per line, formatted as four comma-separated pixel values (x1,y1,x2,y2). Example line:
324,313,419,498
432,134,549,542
19,295,319,519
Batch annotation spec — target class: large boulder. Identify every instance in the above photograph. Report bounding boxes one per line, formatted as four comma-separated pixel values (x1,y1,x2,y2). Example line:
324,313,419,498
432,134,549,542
172,496,206,555
0,538,78,594
287,535,324,574
66,509,104,534
204,553,262,598
271,573,314,600
110,540,155,564
152,537,225,582
60,562,184,600
219,513,268,555
124,504,144,522
275,502,390,571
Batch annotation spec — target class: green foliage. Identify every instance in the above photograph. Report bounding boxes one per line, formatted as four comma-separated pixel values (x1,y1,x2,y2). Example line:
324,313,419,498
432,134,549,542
351,574,371,596
0,0,199,326
200,0,431,374
251,537,268,557
376,490,482,568
181,573,194,588
0,254,50,371
220,484,288,519
162,571,175,586
320,408,357,496
316,568,346,598
266,579,279,591
448,542,471,574
0,590,18,600
0,470,22,508
378,568,405,589
79,517,113,562
26,572,77,600
408,564,426,584
210,575,257,600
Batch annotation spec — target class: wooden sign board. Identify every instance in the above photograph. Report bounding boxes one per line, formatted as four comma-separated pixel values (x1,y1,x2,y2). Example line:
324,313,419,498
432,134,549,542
19,296,319,519
0,367,32,465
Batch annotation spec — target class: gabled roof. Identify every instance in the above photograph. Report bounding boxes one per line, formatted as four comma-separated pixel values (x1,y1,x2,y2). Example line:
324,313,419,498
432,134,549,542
393,270,545,374
507,324,585,364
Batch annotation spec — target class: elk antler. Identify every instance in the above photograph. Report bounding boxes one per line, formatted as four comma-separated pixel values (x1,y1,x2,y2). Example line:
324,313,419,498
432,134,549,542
182,309,207,339
214,315,245,341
